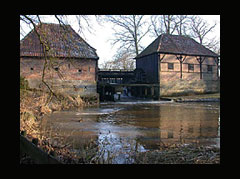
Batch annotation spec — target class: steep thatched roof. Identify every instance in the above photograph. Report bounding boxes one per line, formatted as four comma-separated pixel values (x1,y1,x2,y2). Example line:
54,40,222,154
136,34,219,59
20,23,99,60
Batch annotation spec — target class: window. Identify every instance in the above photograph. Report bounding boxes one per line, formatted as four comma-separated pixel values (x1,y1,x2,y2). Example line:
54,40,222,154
168,131,173,138
168,63,174,70
54,67,59,71
188,64,194,71
207,65,213,73
30,67,34,71
78,69,82,73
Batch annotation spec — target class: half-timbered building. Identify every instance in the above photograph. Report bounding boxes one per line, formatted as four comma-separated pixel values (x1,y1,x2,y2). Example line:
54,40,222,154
135,34,220,97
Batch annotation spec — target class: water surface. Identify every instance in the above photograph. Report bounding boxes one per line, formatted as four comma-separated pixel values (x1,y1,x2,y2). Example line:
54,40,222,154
40,101,220,163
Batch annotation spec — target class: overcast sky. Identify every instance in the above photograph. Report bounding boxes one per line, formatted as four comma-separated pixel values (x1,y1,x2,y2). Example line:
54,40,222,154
20,15,220,66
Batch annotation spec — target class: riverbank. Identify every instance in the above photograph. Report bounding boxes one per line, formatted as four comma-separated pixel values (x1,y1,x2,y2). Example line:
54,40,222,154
20,89,220,164
133,144,220,164
161,93,220,102
20,87,98,164
20,140,220,164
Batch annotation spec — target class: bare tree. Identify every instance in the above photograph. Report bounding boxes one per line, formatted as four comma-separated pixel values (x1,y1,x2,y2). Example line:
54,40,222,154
189,15,217,45
204,36,220,55
20,15,97,40
103,15,151,56
112,49,135,70
99,60,116,70
100,49,135,70
150,15,164,37
150,15,184,37
163,15,178,34
175,15,191,35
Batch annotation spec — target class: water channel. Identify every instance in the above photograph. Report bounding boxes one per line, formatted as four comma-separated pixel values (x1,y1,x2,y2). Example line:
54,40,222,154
40,101,220,163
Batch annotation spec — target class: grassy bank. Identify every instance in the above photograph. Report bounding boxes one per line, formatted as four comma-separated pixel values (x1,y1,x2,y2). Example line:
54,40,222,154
20,76,99,163
161,93,220,102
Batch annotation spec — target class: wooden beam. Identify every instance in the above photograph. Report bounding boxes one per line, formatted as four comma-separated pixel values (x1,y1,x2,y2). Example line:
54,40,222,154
176,55,187,79
158,53,166,83
196,56,206,79
151,87,154,97
144,87,148,97
159,53,166,62
214,57,220,78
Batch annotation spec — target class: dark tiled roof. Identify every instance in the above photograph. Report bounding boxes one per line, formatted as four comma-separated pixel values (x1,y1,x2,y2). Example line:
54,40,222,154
136,34,219,58
20,23,99,59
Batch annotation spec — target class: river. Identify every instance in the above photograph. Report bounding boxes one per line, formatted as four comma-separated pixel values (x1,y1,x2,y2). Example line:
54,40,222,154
39,101,220,163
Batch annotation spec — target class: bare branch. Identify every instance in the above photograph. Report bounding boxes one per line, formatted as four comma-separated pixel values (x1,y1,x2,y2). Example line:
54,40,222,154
189,16,217,45
104,15,150,56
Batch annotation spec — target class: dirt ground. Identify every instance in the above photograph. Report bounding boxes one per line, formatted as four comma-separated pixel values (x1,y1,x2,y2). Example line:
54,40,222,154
133,143,220,164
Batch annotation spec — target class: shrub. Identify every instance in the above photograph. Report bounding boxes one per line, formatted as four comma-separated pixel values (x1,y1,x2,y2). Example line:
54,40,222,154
20,76,29,90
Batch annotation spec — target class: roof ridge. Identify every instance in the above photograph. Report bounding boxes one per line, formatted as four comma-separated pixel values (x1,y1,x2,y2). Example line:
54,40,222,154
136,33,219,58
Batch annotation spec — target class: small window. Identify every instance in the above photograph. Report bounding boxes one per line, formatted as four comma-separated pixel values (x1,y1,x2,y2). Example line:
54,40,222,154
54,67,59,71
188,64,194,71
168,63,174,70
30,67,34,71
207,65,212,73
78,69,82,73
88,67,91,72
168,131,173,138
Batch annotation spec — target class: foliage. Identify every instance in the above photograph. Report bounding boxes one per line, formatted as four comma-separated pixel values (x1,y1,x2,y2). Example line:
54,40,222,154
20,76,29,90
103,15,151,56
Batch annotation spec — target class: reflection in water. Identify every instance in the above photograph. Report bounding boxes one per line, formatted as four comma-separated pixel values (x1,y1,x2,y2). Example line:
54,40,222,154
40,102,220,163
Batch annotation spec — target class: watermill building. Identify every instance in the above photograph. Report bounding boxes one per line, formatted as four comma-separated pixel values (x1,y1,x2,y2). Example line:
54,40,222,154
135,34,220,97
20,23,99,101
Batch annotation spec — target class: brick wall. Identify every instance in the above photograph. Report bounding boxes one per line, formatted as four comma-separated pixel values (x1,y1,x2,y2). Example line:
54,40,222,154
20,57,98,98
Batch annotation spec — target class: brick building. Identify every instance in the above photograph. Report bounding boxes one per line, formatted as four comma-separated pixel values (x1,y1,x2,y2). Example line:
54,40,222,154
20,23,99,100
135,34,220,97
